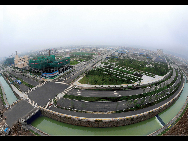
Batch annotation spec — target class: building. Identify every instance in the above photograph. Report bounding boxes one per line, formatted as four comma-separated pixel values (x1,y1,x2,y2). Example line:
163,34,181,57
157,49,163,56
14,51,28,69
153,56,166,63
29,54,70,78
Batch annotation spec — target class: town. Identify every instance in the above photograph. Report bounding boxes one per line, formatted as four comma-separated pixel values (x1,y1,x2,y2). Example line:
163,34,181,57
0,46,188,135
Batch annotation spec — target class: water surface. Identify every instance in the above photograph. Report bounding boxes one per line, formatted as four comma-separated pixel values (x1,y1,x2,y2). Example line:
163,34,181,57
0,76,17,105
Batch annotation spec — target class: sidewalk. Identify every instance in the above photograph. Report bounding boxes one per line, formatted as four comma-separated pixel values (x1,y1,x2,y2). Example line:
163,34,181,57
10,84,28,100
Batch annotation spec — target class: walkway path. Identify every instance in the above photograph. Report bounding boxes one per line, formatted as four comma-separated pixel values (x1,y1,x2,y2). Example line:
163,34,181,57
10,84,28,100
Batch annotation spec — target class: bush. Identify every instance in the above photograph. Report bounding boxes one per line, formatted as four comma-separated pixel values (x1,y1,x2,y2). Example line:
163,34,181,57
135,104,140,109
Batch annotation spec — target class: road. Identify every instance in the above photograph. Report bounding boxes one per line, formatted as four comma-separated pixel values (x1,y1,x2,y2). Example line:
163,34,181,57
51,77,185,119
67,88,143,97
57,51,114,84
28,82,69,107
3,100,34,128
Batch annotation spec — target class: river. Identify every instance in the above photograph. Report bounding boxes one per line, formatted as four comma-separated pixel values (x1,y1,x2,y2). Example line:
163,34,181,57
0,76,17,105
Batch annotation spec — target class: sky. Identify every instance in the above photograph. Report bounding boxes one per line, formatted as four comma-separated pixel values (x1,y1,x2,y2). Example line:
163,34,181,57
1,5,188,59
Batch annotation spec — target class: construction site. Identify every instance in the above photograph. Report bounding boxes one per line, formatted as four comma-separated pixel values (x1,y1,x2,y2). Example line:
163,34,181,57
29,50,70,78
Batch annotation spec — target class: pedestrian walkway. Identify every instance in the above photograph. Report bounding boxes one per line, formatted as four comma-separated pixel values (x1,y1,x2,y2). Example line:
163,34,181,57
10,84,28,100
73,77,133,87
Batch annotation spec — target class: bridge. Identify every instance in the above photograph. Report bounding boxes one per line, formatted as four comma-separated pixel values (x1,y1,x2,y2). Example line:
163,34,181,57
3,80,70,128
3,100,35,128
155,114,165,126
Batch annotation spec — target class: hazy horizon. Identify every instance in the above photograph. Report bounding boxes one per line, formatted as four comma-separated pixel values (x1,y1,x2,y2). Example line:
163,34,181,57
1,5,188,59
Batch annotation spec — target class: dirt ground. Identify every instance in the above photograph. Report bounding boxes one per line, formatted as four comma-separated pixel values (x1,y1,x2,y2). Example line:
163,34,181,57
8,122,34,136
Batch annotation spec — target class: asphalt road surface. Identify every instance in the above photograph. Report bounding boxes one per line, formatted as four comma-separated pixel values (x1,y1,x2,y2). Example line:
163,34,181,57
28,82,69,107
68,88,143,97
51,77,185,118
58,52,113,84
9,71,39,86
3,100,34,128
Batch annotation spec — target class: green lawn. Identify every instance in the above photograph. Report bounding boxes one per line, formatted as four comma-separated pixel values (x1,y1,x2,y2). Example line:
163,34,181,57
70,60,80,65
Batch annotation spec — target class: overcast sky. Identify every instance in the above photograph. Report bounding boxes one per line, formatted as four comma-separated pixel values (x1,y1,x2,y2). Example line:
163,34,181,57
1,5,188,58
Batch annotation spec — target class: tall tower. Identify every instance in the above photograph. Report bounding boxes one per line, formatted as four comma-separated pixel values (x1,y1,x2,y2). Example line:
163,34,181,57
14,51,19,67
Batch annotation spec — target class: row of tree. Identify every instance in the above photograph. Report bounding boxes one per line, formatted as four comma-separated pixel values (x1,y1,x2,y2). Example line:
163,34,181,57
108,58,169,76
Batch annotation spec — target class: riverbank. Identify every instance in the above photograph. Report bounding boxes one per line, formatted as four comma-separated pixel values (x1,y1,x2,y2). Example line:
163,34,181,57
7,122,34,136
0,82,9,107
0,74,19,102
162,100,188,135
148,96,188,136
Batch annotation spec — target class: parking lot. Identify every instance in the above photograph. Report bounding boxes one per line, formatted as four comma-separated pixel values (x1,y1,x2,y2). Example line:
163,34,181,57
9,71,39,86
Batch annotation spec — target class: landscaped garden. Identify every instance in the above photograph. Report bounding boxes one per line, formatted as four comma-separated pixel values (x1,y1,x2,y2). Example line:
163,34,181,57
79,57,170,85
